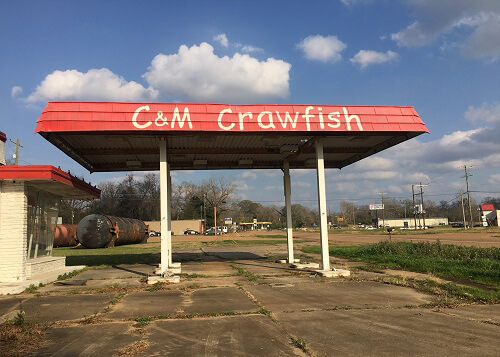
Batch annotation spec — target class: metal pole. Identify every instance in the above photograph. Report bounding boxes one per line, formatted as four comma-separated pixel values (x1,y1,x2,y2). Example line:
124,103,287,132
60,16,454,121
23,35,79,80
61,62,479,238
420,182,426,228
167,164,173,265
159,139,170,274
316,140,330,271
203,194,206,233
465,165,473,229
283,161,295,263
412,185,417,230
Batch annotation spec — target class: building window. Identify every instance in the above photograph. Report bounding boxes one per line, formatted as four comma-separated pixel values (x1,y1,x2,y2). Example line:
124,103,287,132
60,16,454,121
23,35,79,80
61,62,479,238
26,186,60,259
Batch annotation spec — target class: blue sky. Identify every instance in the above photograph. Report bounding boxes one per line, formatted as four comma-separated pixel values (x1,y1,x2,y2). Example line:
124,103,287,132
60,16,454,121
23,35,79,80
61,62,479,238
1,0,499,209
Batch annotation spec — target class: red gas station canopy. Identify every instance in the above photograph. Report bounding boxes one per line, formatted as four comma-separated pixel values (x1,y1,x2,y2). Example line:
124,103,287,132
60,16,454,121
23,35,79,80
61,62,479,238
36,102,429,172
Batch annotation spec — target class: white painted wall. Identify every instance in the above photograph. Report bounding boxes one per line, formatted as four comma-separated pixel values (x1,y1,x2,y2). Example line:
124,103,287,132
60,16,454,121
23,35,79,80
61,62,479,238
0,181,28,282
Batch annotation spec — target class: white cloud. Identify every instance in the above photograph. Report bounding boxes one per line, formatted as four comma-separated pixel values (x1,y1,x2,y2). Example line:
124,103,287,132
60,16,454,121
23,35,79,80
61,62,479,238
350,50,399,68
340,0,372,6
27,68,158,103
297,35,347,63
144,42,291,102
240,45,263,53
335,182,357,193
489,174,500,185
11,86,22,98
465,102,500,123
241,171,257,180
352,157,395,171
294,181,312,188
213,33,229,47
390,1,500,60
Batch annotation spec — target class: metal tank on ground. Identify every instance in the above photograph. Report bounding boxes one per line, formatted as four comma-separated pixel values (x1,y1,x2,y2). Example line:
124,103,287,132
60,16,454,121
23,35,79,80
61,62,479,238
76,214,149,249
54,224,78,247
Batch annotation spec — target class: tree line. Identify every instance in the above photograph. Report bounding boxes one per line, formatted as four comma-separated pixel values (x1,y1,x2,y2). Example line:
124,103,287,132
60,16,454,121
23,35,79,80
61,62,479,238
60,174,499,228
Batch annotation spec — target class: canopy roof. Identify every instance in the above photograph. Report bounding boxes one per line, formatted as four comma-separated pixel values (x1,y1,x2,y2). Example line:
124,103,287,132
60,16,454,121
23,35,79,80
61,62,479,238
36,102,429,172
0,165,100,199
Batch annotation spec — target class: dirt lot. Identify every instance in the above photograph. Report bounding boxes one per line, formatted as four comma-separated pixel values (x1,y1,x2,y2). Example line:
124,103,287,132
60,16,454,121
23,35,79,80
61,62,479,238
149,228,500,248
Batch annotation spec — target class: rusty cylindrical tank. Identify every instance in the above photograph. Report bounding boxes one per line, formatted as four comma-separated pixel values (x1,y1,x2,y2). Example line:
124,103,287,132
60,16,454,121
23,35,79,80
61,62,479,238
76,214,149,249
54,224,78,247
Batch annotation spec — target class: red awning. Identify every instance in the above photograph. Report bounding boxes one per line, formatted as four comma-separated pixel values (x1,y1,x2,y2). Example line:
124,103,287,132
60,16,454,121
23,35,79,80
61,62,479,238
0,165,100,199
481,204,495,211
35,102,429,172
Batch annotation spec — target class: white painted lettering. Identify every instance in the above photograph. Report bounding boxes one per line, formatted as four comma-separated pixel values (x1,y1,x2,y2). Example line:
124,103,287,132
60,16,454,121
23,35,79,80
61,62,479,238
218,108,235,131
318,107,325,129
238,112,252,130
327,112,341,128
132,105,152,129
275,111,299,129
257,111,276,129
302,106,314,131
155,110,169,126
171,107,193,129
343,107,363,131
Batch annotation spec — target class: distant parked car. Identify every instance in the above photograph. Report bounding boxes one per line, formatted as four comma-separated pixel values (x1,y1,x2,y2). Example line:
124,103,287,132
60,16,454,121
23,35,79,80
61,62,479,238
184,229,200,235
149,230,160,237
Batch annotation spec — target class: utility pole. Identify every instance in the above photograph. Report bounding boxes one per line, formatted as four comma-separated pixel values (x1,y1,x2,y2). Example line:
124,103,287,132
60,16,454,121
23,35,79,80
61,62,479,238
379,192,387,228
419,183,427,228
9,138,23,165
412,185,417,230
460,191,467,229
464,165,474,229
203,194,206,233
213,206,217,236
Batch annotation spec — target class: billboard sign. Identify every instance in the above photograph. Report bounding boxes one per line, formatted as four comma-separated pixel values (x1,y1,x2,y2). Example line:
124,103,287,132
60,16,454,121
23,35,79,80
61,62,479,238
369,204,384,210
224,217,233,225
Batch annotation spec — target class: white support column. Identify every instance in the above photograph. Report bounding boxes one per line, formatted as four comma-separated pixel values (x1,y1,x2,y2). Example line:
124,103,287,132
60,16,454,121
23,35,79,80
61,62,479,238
316,139,330,271
283,162,296,263
159,139,170,275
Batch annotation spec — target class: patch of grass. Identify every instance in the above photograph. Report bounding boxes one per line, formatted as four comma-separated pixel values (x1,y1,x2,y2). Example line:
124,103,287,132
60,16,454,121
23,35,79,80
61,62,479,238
133,317,153,327
291,336,309,354
230,265,261,281
258,307,272,317
53,243,161,266
145,282,167,291
24,284,39,294
303,241,500,289
184,273,209,279
57,269,85,281
255,234,287,238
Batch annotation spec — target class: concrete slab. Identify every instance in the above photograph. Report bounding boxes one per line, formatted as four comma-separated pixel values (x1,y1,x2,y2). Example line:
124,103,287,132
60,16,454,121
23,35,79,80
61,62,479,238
232,261,296,276
436,304,500,324
20,294,115,323
181,262,236,276
0,265,86,295
32,322,140,357
315,268,351,277
0,297,22,322
108,290,184,319
182,287,257,314
245,281,431,311
275,308,500,357
143,315,304,356
72,266,148,280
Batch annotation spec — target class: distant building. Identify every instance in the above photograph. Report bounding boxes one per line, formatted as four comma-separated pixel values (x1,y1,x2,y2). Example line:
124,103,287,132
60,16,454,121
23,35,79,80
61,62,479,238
146,219,205,235
481,204,499,227
377,217,448,228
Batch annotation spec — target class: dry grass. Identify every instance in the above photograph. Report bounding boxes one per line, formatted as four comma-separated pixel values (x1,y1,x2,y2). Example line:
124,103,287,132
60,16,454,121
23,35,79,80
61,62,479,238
0,321,46,357
115,340,150,356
